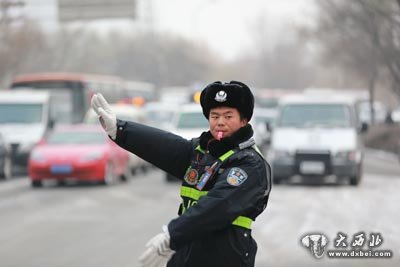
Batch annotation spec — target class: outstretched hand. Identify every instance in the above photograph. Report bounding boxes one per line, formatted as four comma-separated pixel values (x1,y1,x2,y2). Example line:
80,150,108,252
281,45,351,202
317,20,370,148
91,93,117,140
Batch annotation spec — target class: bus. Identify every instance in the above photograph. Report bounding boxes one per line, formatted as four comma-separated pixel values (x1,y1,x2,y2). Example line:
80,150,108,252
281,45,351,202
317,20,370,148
10,72,128,124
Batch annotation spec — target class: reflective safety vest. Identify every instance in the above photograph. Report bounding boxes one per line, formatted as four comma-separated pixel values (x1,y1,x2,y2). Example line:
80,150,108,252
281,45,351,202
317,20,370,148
179,145,264,230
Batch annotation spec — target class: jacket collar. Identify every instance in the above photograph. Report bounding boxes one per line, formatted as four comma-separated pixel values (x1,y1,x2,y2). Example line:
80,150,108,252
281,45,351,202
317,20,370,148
199,124,254,158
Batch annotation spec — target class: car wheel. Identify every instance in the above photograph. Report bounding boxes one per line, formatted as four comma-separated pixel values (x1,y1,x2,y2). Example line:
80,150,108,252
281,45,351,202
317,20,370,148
350,176,359,186
350,174,361,186
0,156,12,180
130,167,137,176
350,164,362,186
120,164,131,182
31,180,43,188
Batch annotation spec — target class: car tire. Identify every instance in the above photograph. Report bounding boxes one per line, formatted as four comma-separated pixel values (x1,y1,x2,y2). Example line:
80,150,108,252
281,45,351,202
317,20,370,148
120,164,132,182
350,174,361,186
31,180,43,188
350,164,362,186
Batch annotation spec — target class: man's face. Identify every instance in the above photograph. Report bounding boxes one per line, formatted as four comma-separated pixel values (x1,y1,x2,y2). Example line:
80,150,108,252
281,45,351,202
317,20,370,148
209,106,248,140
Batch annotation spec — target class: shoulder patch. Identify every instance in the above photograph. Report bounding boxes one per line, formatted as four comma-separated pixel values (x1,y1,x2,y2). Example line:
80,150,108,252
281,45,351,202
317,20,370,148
184,169,198,185
226,167,248,186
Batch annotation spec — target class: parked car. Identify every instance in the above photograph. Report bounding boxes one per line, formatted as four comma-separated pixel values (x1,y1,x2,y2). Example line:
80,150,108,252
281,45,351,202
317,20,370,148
165,104,208,181
84,103,148,174
28,124,130,187
268,94,366,185
0,133,12,179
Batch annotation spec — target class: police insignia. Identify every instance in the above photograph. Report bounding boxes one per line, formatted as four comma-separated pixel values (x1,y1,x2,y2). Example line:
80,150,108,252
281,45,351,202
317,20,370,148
215,90,227,102
226,167,248,186
184,169,198,185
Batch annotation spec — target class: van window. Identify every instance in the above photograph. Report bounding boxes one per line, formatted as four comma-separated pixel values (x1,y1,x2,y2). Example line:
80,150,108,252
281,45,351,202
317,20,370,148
278,104,351,128
0,104,43,123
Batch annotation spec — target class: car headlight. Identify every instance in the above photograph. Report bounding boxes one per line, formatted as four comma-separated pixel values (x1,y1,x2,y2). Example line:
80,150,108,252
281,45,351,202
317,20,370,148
334,150,361,162
80,151,103,162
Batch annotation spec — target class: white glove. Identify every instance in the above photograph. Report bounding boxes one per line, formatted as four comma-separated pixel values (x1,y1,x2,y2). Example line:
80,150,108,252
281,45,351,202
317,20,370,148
90,93,117,140
139,226,175,267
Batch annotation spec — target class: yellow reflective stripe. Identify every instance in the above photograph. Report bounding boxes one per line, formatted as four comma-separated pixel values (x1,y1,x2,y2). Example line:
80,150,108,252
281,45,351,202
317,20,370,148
180,186,253,229
219,149,235,162
232,216,253,229
195,145,205,153
180,186,208,201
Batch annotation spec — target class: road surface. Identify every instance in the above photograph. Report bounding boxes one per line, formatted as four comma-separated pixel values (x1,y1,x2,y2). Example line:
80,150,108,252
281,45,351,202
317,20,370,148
0,149,398,267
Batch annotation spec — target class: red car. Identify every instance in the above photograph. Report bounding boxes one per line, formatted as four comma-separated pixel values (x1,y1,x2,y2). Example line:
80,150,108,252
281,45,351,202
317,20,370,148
28,124,130,187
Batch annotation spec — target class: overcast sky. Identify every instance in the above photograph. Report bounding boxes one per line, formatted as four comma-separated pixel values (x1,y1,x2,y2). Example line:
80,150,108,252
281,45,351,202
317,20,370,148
151,0,316,58
23,0,316,60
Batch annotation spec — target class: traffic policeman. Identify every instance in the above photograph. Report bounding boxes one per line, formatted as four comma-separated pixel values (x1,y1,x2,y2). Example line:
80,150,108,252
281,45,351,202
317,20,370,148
91,81,272,267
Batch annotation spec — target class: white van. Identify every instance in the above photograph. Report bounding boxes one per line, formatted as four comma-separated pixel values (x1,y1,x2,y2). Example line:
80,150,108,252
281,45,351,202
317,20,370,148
268,94,367,185
0,90,53,171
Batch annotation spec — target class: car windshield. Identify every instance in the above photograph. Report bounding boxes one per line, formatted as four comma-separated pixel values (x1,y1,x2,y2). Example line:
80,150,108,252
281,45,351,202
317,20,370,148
48,131,106,144
278,104,352,128
176,112,209,129
0,104,43,123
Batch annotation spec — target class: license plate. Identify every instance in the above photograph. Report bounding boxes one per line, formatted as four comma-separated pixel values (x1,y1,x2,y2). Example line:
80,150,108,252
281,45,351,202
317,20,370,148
51,165,73,174
299,161,325,174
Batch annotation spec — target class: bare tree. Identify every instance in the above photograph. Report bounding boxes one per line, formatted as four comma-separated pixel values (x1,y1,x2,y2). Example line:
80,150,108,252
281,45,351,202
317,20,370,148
307,0,400,121
0,19,46,87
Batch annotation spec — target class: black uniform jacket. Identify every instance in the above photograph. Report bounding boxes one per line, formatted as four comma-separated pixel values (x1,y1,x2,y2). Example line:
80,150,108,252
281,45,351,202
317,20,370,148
113,120,271,267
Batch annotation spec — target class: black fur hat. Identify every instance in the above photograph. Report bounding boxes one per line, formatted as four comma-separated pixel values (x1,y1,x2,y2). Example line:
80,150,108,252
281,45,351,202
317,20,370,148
200,81,254,121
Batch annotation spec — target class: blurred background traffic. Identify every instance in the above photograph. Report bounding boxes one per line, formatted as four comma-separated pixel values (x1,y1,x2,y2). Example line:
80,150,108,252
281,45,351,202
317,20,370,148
0,1,399,266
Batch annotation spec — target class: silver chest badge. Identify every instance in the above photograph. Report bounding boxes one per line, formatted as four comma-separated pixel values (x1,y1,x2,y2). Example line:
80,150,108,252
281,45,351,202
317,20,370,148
215,90,227,102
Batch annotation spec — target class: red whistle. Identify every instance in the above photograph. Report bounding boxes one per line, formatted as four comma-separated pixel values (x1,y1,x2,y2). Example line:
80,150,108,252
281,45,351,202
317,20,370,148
217,131,223,140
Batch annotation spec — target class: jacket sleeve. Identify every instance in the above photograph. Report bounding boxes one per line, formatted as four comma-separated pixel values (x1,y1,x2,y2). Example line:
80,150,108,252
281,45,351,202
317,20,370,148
168,151,268,250
113,119,193,179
